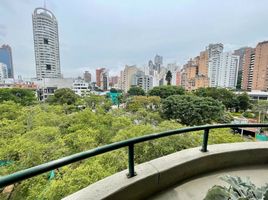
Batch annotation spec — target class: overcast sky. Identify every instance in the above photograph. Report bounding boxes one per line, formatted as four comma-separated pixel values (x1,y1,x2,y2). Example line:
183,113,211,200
1,0,268,79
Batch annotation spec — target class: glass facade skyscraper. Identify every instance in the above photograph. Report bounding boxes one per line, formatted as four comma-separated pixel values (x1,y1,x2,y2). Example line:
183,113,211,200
0,44,14,78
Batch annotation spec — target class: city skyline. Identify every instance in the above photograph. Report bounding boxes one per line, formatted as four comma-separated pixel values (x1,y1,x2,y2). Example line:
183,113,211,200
1,0,268,78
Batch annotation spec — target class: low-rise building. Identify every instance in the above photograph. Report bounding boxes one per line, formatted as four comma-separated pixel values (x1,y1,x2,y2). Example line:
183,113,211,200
34,78,74,101
73,79,91,97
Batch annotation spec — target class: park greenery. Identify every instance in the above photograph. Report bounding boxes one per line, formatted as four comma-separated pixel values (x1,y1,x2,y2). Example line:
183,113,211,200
161,95,227,125
148,85,185,99
127,86,146,96
0,86,260,200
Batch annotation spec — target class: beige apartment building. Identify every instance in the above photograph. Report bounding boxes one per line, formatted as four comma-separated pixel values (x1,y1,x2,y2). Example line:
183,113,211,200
198,51,209,76
180,50,210,91
120,65,138,92
194,75,209,89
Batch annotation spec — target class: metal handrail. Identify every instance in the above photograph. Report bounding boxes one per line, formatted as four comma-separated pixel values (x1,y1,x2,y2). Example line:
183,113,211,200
0,123,267,187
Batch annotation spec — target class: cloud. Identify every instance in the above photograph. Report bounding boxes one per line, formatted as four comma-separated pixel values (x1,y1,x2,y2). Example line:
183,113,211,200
0,24,7,38
1,0,268,78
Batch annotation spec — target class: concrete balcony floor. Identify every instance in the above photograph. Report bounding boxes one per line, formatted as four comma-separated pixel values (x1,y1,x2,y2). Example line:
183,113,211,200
149,164,268,200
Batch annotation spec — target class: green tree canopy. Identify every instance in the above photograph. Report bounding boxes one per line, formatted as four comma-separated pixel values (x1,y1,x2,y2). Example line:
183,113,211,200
125,96,161,112
237,92,251,112
84,94,112,111
0,88,36,106
194,87,237,110
0,91,248,200
148,85,185,99
46,88,79,105
161,95,226,125
127,86,145,96
110,88,118,93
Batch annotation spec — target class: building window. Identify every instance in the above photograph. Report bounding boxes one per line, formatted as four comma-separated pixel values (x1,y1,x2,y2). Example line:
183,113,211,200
44,38,49,44
46,64,51,70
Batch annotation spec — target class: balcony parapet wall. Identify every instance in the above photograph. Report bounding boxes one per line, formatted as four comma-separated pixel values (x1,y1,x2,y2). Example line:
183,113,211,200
63,142,268,200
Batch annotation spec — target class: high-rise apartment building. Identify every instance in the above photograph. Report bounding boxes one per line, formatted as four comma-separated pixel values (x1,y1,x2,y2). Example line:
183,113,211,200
0,63,8,81
218,52,239,88
176,71,181,86
96,68,105,87
208,43,224,87
210,46,239,89
154,54,163,65
148,60,154,70
32,7,61,80
181,59,198,90
120,65,138,92
133,71,153,93
195,75,210,89
234,47,250,89
207,43,224,58
83,71,91,83
154,54,163,73
109,76,119,87
241,48,255,91
234,47,249,71
101,70,109,91
252,41,268,91
96,68,109,91
198,51,209,76
0,45,14,78
180,49,210,91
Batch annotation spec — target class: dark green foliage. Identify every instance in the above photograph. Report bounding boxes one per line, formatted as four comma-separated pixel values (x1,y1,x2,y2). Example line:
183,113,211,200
110,88,118,93
165,70,172,85
161,95,225,125
148,85,185,99
194,87,237,110
46,88,79,105
0,88,36,106
237,92,251,111
127,86,145,96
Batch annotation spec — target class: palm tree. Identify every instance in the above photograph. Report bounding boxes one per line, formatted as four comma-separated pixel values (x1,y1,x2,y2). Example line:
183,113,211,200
165,70,172,85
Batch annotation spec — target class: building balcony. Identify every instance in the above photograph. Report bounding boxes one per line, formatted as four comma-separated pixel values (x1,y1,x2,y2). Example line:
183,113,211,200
63,142,268,200
1,124,268,200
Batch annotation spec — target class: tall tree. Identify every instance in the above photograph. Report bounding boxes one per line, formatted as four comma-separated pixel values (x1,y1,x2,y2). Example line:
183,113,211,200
194,87,237,110
127,86,145,96
161,95,226,125
84,94,112,111
237,92,251,112
125,96,161,112
46,88,79,105
165,70,172,85
148,85,185,99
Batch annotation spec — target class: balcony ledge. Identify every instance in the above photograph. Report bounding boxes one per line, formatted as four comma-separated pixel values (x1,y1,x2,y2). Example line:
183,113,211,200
63,142,268,200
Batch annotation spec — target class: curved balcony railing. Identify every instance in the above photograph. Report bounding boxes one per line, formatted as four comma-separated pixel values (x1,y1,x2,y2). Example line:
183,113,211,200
1,123,268,187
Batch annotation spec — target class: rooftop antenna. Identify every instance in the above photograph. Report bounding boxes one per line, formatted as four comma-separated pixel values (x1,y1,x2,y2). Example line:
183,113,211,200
44,0,47,9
